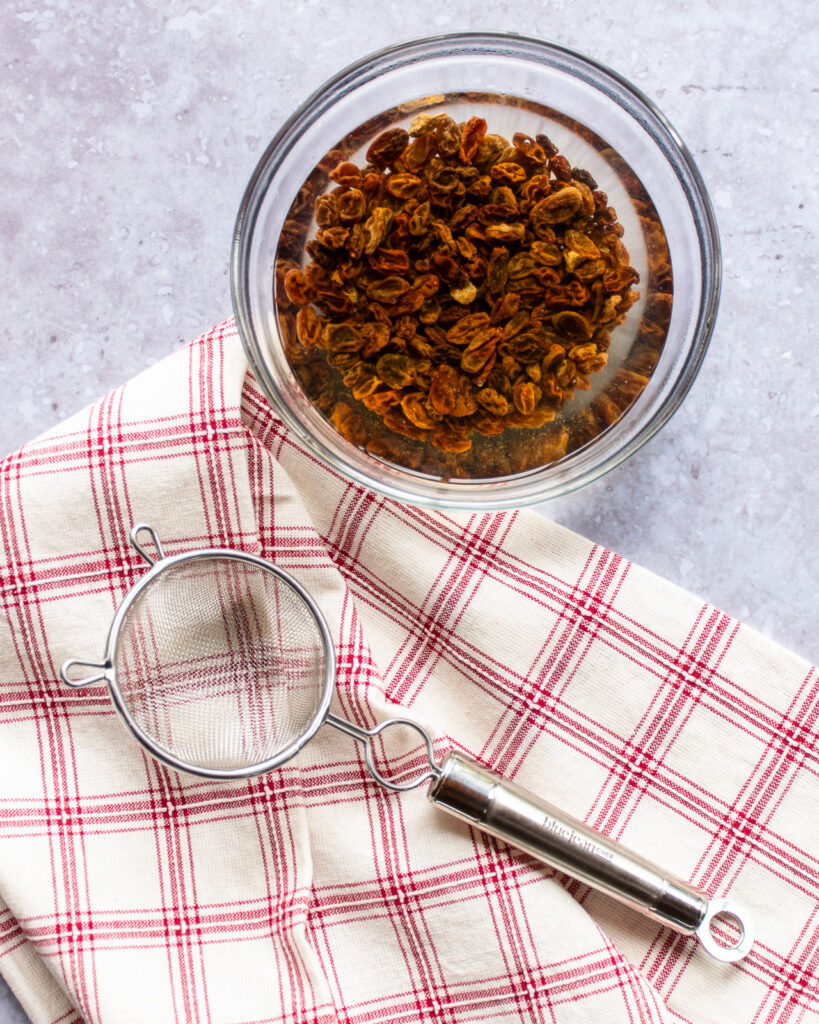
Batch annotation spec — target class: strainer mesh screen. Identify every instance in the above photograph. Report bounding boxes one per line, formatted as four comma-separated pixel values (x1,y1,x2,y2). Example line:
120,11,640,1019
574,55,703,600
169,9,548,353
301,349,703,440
113,557,327,771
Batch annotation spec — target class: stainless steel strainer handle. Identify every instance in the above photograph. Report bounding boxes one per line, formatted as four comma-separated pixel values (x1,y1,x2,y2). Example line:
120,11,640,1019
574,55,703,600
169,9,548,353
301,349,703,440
426,750,753,963
321,716,752,961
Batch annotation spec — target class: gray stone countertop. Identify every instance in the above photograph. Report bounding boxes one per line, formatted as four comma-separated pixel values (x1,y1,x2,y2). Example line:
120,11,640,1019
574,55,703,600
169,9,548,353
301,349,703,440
0,1,816,1020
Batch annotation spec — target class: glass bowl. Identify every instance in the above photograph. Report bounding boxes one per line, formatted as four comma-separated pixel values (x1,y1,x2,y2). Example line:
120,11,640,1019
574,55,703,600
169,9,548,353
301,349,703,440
231,33,719,509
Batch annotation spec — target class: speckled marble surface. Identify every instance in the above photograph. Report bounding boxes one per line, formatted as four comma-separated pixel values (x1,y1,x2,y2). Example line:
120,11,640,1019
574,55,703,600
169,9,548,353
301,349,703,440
0,1,817,1020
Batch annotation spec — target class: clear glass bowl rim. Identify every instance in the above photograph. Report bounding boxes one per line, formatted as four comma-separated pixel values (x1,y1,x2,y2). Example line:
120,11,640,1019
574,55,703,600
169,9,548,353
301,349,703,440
231,31,721,509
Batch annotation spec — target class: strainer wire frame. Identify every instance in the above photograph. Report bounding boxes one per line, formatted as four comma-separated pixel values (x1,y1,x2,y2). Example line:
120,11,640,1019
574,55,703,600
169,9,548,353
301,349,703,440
61,536,336,781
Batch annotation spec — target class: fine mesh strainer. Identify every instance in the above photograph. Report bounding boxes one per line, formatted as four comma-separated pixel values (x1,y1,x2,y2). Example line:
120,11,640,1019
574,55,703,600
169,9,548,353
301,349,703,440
61,524,753,962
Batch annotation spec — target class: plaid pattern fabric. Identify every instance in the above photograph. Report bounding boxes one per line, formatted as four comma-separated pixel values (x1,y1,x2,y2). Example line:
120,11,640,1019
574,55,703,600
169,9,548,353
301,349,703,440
0,319,817,1024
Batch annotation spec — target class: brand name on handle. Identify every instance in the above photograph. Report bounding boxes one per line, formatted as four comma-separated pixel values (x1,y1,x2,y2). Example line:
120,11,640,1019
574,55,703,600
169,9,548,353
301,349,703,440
542,814,614,861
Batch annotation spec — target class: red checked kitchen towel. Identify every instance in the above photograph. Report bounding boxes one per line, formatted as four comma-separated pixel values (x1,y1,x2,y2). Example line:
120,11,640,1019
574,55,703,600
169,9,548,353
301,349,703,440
0,320,817,1024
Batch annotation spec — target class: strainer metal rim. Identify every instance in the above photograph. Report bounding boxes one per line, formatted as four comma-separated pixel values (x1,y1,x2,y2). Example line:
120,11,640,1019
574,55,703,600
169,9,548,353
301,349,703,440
99,548,336,780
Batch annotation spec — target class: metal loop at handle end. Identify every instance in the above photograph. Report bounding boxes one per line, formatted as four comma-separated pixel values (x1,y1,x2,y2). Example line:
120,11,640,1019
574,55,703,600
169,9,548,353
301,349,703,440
326,713,442,792
129,523,165,566
60,658,110,689
695,897,754,963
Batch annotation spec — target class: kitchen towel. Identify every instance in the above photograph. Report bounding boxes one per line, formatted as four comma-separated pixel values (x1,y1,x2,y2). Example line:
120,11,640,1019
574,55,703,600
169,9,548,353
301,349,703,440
0,319,816,1024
